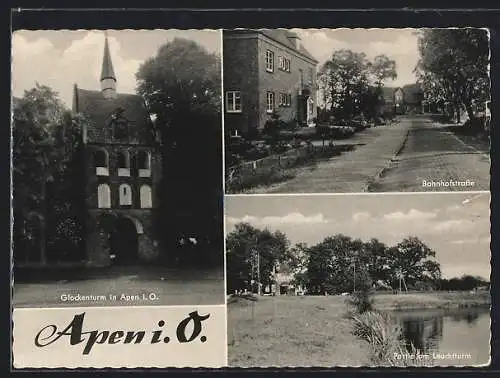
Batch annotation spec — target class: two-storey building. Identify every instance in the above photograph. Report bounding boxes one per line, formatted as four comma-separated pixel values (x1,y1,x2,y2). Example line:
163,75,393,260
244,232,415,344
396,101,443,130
223,29,319,137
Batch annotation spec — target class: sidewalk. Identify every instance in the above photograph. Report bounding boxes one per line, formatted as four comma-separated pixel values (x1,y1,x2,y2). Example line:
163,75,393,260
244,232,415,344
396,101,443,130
368,117,490,192
261,122,412,193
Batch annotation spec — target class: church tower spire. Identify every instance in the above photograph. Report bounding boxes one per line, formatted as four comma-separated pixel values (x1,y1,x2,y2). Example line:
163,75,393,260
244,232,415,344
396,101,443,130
100,31,117,99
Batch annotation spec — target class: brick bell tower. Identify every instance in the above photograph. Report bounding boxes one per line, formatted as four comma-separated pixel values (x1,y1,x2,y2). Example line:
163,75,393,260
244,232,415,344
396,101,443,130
72,31,162,267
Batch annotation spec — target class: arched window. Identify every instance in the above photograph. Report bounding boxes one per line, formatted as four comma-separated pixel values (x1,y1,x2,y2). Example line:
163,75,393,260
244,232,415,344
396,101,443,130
117,150,130,177
138,150,151,177
97,184,111,208
140,185,152,208
94,149,109,176
111,107,129,140
119,184,133,206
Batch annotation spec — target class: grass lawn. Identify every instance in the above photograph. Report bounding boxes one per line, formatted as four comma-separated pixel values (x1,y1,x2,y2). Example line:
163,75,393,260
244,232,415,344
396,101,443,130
372,291,491,311
13,267,225,307
230,145,356,194
443,124,490,153
227,295,372,367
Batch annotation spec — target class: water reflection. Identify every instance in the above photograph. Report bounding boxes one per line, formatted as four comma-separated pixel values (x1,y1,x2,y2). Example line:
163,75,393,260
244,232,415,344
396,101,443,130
399,313,443,351
391,307,490,365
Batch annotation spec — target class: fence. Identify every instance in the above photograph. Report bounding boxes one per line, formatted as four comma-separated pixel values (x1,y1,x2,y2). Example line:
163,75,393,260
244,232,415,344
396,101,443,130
226,146,313,192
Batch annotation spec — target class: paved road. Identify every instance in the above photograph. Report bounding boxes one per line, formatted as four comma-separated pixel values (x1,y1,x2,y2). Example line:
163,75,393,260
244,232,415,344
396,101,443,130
13,267,225,308
261,121,412,193
254,115,489,193
369,116,490,192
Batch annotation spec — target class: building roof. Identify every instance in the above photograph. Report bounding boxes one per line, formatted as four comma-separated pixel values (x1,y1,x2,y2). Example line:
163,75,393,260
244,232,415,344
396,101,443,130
100,34,116,81
224,29,318,64
260,29,318,63
402,83,424,104
380,86,398,102
72,86,154,144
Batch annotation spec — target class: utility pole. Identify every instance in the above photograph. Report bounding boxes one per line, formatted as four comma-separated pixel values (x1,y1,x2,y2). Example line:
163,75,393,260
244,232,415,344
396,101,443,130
257,250,261,296
40,176,47,265
353,258,356,293
250,246,261,295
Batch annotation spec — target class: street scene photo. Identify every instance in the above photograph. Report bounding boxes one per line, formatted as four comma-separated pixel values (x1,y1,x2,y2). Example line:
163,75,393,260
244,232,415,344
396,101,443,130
12,29,224,307
223,28,490,194
225,193,491,367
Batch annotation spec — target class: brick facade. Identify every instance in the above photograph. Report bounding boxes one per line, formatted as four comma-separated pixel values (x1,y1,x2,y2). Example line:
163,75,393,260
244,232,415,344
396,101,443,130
223,34,259,135
223,30,318,137
72,35,162,267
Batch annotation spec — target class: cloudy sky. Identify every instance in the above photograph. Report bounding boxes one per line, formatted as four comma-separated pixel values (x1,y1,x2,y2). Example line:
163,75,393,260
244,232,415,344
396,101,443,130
293,28,420,88
226,192,491,280
12,29,221,107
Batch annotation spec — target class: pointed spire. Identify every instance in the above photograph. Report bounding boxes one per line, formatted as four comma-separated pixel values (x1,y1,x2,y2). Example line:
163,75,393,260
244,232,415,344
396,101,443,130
100,31,117,98
100,31,116,81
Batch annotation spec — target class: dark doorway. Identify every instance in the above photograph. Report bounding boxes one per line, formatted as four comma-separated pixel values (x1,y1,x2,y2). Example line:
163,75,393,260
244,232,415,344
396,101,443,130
297,95,307,125
109,217,138,265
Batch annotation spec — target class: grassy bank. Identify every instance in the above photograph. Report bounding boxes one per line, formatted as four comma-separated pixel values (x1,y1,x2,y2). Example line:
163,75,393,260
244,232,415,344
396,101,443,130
227,295,371,367
227,292,490,367
372,291,491,311
226,144,354,194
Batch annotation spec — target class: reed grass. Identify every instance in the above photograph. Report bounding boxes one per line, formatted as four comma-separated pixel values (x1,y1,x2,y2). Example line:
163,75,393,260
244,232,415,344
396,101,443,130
350,311,435,367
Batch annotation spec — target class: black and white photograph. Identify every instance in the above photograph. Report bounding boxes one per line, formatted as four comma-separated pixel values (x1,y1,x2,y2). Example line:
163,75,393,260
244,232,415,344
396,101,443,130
225,193,491,367
223,28,491,194
11,29,224,308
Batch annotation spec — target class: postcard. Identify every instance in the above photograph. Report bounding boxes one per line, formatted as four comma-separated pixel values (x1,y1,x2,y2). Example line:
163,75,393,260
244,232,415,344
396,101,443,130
11,24,492,370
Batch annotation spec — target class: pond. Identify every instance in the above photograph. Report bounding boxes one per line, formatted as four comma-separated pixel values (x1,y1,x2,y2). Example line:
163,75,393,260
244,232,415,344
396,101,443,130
391,307,490,366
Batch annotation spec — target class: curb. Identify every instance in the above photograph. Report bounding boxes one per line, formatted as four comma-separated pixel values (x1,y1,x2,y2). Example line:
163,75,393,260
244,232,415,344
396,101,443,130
363,127,411,192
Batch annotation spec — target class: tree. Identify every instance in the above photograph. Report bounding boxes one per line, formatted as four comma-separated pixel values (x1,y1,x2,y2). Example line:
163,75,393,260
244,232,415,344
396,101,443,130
384,237,441,290
13,84,85,264
439,275,489,291
369,54,398,86
288,242,309,289
318,50,396,122
318,50,369,118
362,238,392,285
305,234,368,295
225,222,291,293
415,29,490,122
136,38,222,267
303,234,441,294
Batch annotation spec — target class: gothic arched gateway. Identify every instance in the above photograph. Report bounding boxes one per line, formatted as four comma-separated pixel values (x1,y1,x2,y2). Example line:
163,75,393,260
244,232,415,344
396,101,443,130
109,216,139,265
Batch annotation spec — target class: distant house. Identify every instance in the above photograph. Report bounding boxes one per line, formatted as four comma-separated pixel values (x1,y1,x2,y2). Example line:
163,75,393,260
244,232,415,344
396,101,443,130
402,83,424,114
263,261,305,296
394,87,405,114
378,84,424,116
378,86,400,115
223,29,319,138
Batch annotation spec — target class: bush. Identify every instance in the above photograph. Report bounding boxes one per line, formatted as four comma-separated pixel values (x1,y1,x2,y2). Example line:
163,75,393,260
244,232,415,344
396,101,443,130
348,289,374,314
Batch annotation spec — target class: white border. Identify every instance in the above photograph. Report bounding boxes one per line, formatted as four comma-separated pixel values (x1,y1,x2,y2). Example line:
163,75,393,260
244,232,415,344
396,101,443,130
219,28,229,368
225,190,491,198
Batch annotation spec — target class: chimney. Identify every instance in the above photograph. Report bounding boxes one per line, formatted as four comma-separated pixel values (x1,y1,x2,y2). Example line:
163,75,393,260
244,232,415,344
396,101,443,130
287,32,301,50
100,32,117,99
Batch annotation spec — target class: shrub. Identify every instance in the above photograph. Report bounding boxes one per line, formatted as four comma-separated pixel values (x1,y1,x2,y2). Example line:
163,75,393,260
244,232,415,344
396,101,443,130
348,289,374,314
